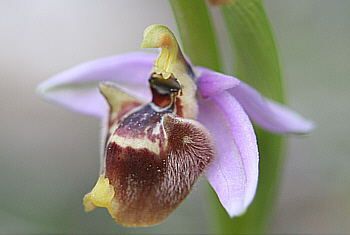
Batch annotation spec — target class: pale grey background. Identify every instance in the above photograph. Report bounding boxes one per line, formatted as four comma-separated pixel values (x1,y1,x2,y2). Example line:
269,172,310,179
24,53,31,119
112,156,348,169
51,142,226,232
1,1,349,234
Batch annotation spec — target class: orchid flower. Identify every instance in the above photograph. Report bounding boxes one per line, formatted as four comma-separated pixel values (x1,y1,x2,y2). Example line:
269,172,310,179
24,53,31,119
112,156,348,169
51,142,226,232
37,25,314,227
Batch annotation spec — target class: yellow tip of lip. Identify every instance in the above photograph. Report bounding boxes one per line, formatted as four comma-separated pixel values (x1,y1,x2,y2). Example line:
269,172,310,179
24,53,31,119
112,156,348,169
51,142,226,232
83,175,115,213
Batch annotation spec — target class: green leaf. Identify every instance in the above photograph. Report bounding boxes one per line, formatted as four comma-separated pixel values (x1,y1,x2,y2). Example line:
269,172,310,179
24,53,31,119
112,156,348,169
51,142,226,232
222,0,284,101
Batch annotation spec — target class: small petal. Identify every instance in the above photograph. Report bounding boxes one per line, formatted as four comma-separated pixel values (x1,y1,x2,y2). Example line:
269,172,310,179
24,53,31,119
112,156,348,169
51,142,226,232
198,91,259,217
196,68,314,134
196,66,240,98
36,52,155,118
230,82,315,134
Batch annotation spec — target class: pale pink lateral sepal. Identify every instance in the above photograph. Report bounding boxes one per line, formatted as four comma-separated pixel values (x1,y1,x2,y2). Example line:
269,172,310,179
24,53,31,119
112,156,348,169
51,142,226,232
36,52,155,118
230,82,315,134
196,67,314,134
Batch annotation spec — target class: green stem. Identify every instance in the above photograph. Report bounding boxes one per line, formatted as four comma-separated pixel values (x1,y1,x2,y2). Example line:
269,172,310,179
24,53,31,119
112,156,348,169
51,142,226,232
169,0,221,72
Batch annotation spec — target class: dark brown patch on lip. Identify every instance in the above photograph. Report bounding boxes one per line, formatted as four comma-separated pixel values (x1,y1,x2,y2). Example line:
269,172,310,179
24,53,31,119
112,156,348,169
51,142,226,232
105,143,169,226
106,144,166,190
115,103,171,143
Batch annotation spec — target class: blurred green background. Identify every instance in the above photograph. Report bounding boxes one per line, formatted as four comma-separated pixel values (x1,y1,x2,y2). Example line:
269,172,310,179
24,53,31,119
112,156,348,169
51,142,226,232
1,1,349,234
